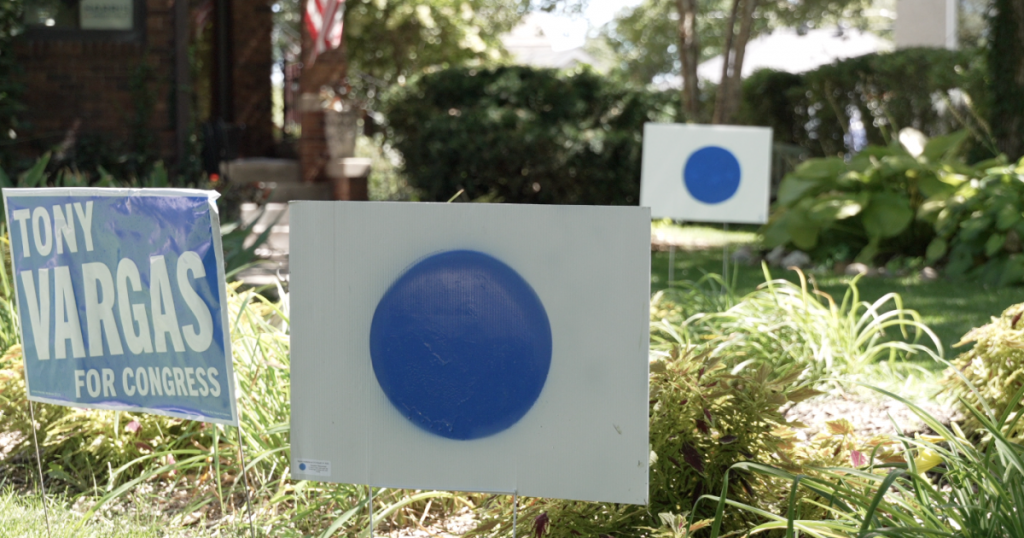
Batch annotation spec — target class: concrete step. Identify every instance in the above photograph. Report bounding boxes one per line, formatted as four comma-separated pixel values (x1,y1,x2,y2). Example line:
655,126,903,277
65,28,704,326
240,202,289,258
221,158,300,184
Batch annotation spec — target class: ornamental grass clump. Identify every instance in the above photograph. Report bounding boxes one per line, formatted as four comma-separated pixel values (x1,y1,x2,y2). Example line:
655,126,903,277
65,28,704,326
670,265,943,391
944,301,1024,441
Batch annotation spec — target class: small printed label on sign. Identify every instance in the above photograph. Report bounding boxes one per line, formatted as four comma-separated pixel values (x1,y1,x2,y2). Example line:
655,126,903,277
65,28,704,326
295,459,331,477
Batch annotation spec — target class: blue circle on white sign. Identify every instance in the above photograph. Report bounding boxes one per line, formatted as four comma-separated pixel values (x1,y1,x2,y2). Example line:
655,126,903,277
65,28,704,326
369,250,552,441
683,146,742,204
299,463,307,471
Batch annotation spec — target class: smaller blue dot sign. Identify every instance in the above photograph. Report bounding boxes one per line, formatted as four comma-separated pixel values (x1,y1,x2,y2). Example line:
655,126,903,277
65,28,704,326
369,250,552,441
299,463,307,471
683,146,742,204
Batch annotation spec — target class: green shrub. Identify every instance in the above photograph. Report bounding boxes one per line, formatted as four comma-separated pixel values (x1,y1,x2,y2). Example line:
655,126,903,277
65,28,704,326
922,156,1024,284
0,0,24,173
381,65,677,205
761,130,984,264
760,129,1024,281
739,48,989,160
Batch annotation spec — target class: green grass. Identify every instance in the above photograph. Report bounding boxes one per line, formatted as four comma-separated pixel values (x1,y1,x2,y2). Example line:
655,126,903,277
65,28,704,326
0,486,250,537
651,225,1024,364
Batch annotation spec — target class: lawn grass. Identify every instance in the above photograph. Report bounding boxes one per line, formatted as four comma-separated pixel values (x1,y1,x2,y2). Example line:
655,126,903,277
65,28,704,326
0,486,250,537
651,224,1024,365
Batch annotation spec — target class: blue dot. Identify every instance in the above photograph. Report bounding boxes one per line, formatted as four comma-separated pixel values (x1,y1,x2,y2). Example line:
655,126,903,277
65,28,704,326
370,250,552,441
299,463,307,471
683,146,742,204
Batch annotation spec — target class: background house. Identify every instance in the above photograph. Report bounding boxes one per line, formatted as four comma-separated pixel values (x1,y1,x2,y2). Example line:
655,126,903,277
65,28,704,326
13,0,275,175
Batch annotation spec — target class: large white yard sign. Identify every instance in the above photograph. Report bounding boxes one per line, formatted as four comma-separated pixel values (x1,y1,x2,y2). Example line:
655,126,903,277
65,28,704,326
289,202,650,504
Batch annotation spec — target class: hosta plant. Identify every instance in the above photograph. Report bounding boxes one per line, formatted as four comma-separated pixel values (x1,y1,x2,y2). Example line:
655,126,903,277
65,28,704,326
761,129,982,264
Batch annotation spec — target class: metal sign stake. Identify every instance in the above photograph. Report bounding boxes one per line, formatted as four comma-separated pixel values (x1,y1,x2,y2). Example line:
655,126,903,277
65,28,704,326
722,223,729,284
235,425,258,538
512,491,518,538
668,244,676,287
369,486,375,538
28,401,52,538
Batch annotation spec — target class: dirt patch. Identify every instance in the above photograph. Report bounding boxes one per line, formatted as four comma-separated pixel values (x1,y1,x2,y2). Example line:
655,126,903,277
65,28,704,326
785,392,961,440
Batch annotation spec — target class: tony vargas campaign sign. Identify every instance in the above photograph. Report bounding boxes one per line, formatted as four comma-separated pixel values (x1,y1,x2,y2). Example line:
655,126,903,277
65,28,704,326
3,188,237,425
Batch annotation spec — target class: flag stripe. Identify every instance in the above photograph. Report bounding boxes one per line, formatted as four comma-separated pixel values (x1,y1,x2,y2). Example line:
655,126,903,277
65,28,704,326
305,0,345,64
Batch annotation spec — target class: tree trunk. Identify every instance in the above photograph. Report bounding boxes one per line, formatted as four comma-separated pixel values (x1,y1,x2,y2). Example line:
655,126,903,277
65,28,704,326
990,0,1024,160
676,0,701,119
720,0,757,124
711,0,741,124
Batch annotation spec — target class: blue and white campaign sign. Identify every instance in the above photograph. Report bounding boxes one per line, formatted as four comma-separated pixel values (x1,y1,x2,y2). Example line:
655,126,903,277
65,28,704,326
3,188,237,425
289,202,650,505
640,123,773,224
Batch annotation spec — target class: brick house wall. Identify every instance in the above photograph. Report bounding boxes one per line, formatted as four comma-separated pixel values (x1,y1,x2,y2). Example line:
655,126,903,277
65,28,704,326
230,0,274,157
13,0,272,168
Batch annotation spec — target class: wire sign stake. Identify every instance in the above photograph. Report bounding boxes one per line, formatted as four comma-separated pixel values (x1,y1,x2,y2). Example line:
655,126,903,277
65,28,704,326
29,401,52,538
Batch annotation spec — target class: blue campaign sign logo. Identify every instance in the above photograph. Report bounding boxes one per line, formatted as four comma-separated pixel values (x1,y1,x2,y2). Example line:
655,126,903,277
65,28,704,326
683,146,742,204
4,190,235,424
369,250,552,441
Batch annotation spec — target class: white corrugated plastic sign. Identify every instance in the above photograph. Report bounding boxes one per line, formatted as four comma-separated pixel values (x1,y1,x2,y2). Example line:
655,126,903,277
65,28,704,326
289,202,650,505
640,123,773,224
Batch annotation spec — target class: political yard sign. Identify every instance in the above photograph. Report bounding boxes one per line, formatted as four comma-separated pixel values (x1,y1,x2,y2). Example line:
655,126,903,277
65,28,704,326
640,123,773,224
290,202,650,505
3,188,237,425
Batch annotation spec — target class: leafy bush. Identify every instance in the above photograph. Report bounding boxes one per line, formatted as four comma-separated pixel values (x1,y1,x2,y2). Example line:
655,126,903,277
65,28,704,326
761,130,985,263
739,47,989,159
382,65,677,204
0,0,24,173
761,126,1024,281
944,301,1024,441
922,156,1024,284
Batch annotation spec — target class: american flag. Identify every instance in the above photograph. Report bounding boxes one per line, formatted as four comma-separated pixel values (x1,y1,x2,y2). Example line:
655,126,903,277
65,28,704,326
305,0,345,64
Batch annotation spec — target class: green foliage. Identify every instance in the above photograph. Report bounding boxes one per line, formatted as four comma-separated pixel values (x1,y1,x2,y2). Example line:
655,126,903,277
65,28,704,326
341,0,527,104
382,65,677,204
0,0,23,172
599,0,873,87
988,0,1024,161
761,130,981,263
923,156,1024,284
944,301,1024,441
675,266,943,390
738,69,806,149
761,130,1024,281
701,383,1024,537
738,48,991,159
